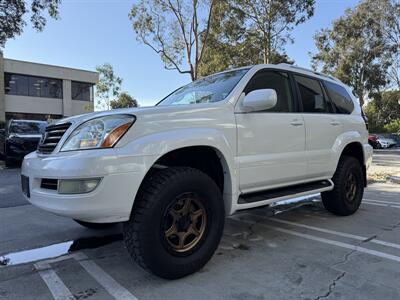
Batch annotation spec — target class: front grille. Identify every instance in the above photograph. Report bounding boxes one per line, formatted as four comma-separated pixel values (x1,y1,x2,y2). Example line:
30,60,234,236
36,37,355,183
41,178,58,190
37,122,71,154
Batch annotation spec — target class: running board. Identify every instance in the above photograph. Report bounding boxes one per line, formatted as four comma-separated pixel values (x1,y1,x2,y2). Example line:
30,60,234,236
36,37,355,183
237,179,333,210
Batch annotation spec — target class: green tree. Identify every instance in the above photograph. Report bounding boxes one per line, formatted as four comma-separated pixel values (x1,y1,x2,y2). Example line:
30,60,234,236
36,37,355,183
0,0,61,49
198,0,309,76
229,0,314,64
384,119,400,133
382,0,400,90
312,0,397,106
95,63,123,111
364,90,400,132
110,92,139,109
130,0,216,81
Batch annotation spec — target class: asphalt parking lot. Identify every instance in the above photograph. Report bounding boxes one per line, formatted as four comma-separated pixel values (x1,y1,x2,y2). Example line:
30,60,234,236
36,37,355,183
0,150,399,300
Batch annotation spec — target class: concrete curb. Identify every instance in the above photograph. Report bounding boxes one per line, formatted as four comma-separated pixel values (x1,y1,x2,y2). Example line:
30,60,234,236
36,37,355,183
387,176,400,184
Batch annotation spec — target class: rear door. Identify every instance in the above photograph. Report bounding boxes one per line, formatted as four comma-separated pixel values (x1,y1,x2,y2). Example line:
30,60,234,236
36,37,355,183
294,74,342,179
235,70,307,193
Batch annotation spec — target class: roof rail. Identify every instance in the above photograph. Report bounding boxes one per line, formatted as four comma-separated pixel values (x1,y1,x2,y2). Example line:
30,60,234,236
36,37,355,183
277,63,339,82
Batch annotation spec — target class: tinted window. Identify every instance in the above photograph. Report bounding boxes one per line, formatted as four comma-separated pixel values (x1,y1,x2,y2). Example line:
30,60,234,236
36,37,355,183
4,73,62,99
9,121,47,135
295,75,329,113
244,70,293,112
158,68,249,106
72,81,93,101
324,81,354,114
5,73,29,96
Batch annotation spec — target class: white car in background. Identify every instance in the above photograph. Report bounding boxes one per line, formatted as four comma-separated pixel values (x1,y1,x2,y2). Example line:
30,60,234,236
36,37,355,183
377,136,397,148
22,63,372,279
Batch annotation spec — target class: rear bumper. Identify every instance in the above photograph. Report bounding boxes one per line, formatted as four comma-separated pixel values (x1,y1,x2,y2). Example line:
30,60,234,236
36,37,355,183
21,150,157,223
363,143,373,186
363,143,373,170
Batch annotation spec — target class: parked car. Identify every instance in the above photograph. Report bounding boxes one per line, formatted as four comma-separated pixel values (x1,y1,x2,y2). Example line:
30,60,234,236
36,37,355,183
0,119,47,167
22,63,372,279
368,134,380,149
0,129,5,159
376,135,397,149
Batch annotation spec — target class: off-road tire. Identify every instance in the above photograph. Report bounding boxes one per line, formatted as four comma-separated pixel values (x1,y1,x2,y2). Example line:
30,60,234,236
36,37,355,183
123,167,225,279
321,156,364,216
74,219,117,229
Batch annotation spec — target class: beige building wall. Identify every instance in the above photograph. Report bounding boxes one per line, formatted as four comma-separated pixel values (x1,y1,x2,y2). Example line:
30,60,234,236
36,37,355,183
0,53,5,124
2,58,98,121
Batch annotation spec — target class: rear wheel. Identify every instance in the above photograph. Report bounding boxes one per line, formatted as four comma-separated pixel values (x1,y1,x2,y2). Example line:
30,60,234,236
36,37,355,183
321,156,364,216
74,220,117,229
123,167,225,279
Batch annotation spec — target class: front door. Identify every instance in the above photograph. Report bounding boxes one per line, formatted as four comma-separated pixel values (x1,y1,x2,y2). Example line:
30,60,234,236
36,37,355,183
235,70,307,194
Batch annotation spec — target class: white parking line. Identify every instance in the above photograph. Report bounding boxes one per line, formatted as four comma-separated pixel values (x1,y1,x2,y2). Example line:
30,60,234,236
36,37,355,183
232,217,400,263
266,217,400,250
34,253,138,300
269,225,400,263
34,262,75,300
363,201,400,209
363,199,400,205
74,253,138,300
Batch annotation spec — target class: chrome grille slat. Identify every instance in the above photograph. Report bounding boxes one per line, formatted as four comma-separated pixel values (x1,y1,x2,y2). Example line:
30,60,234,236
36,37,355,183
37,122,71,154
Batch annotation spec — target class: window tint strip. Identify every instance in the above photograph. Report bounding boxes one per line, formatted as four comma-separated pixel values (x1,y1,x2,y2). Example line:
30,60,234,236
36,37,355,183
323,81,354,114
4,73,63,99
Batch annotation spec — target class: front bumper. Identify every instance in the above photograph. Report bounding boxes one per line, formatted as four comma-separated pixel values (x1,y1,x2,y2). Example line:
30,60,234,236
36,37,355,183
21,149,156,223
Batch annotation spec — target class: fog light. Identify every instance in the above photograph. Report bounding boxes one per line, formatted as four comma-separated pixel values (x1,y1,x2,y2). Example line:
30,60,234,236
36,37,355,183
58,178,101,194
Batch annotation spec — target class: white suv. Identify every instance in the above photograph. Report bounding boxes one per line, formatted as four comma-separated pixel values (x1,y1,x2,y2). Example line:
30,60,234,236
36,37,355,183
22,64,373,279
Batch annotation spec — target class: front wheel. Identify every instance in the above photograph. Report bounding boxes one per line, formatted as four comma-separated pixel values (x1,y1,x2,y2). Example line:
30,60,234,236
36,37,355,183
123,167,225,279
321,156,364,216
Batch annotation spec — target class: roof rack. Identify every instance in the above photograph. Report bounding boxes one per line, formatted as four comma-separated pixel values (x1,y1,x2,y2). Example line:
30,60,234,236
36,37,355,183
277,63,339,82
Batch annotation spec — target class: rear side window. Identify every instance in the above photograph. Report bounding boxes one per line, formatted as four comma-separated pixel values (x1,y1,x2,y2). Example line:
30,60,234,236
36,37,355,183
294,75,330,113
324,81,354,114
244,70,293,112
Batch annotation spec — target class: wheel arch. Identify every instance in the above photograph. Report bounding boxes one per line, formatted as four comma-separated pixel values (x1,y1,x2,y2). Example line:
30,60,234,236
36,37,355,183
133,145,235,216
339,141,367,186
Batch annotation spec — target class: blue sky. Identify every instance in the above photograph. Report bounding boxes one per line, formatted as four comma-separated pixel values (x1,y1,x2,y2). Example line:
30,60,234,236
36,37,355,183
4,0,359,106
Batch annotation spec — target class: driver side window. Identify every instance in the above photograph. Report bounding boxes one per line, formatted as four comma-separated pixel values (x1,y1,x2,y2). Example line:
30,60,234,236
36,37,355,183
244,70,294,112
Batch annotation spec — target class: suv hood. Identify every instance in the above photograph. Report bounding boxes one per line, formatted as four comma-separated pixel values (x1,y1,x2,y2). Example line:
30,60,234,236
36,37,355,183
52,103,225,127
52,106,154,126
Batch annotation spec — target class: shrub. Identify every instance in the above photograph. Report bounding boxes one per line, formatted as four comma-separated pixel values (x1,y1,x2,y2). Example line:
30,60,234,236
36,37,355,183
384,119,400,133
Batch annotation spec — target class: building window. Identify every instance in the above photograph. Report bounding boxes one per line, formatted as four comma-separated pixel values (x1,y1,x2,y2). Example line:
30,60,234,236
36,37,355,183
4,73,63,99
71,81,93,101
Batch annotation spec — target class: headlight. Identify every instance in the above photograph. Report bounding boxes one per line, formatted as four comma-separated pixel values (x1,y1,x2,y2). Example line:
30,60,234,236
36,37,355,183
61,115,135,151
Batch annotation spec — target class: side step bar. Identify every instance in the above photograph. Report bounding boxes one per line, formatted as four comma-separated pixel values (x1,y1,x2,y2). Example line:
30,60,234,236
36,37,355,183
237,179,333,210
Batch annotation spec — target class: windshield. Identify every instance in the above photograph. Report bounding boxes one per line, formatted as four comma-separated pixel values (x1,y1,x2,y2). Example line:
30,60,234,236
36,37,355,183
9,121,47,135
157,68,250,106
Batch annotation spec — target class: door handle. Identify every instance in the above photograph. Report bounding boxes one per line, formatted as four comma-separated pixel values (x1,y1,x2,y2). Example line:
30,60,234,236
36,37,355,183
290,119,303,126
330,120,341,126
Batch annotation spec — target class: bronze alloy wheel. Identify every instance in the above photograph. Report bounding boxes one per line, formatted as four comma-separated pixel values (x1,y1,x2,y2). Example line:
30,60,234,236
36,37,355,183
345,172,357,202
163,193,207,253
123,167,225,279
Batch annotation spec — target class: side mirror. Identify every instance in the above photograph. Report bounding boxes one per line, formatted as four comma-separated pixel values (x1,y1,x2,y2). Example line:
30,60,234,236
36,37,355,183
241,89,277,112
